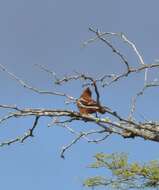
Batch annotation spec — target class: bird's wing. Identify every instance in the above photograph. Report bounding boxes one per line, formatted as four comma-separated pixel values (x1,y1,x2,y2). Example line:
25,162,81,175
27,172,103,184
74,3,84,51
78,97,98,107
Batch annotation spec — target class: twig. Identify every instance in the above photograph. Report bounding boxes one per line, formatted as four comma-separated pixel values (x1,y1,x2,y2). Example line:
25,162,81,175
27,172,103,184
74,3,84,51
51,118,110,143
88,28,130,71
60,133,84,159
34,64,57,77
21,116,40,143
0,116,39,147
0,64,75,101
129,80,159,119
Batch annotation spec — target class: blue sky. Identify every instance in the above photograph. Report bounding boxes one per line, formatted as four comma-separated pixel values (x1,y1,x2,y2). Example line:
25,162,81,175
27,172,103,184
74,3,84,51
0,0,159,189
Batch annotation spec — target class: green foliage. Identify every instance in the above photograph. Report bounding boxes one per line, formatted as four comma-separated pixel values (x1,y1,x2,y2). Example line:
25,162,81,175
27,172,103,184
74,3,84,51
84,153,159,189
84,176,106,187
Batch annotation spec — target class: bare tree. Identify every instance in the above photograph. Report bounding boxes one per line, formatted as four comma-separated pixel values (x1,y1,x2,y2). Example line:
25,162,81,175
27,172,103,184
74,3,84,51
0,28,159,159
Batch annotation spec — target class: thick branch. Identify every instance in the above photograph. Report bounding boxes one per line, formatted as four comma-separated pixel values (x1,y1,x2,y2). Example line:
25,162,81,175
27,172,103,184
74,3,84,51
1,106,159,144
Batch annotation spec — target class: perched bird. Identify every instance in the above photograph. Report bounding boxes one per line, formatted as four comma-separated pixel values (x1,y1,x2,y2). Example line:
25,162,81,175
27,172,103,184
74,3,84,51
76,87,106,115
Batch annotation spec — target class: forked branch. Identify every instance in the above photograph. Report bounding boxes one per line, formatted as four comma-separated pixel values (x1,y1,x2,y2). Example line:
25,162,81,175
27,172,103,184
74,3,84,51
0,28,159,157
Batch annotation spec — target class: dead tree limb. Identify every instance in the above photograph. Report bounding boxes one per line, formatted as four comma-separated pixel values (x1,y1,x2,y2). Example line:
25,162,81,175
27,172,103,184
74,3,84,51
0,28,159,157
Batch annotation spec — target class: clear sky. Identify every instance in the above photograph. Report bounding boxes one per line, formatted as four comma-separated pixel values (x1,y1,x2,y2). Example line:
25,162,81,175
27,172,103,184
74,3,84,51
0,0,159,190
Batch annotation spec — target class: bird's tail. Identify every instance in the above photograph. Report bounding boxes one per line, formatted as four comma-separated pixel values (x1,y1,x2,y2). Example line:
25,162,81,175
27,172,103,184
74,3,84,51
98,105,111,114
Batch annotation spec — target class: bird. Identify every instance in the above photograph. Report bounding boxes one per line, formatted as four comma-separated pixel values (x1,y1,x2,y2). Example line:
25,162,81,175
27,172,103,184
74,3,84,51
76,87,107,115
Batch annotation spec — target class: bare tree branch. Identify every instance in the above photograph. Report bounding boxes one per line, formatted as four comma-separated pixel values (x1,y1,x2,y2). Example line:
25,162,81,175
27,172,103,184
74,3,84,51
88,28,130,71
0,116,39,147
1,29,159,158
0,64,75,101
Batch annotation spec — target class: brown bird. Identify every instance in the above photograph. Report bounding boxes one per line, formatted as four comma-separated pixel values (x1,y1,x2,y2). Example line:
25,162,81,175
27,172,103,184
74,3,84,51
76,87,106,115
